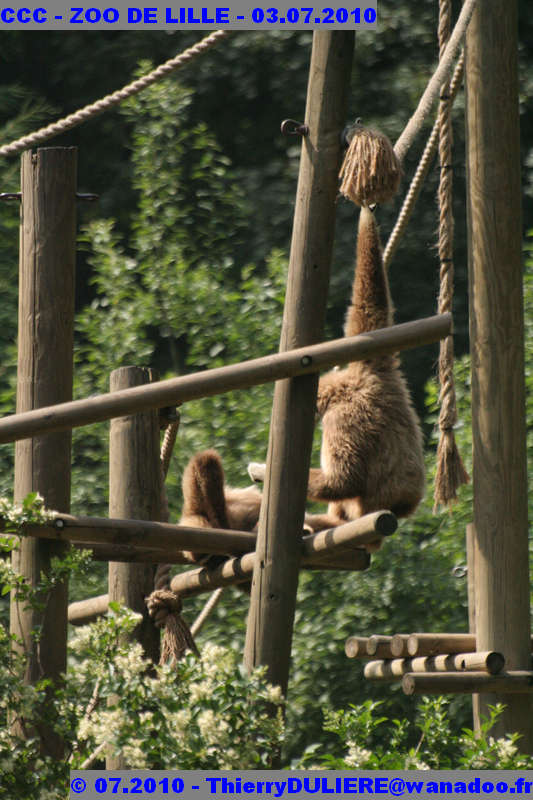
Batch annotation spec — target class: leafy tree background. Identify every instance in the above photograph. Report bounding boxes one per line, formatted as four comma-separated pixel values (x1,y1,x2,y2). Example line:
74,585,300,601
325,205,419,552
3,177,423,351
0,14,532,760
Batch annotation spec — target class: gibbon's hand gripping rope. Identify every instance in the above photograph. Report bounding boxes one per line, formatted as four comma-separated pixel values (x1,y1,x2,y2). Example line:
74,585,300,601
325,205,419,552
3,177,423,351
0,30,230,158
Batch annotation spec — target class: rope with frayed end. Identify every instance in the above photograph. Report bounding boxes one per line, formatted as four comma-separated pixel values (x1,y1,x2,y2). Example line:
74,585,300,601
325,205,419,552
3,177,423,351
434,0,469,509
0,30,230,158
146,589,199,664
339,125,402,207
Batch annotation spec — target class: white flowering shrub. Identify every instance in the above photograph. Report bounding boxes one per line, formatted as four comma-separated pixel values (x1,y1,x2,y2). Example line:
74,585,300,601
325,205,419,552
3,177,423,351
295,697,533,770
68,614,284,770
0,601,284,797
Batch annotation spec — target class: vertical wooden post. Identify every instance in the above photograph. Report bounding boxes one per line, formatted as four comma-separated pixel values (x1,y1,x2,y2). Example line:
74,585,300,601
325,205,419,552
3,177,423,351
465,0,533,748
244,33,354,695
108,366,161,660
107,366,162,770
10,147,77,758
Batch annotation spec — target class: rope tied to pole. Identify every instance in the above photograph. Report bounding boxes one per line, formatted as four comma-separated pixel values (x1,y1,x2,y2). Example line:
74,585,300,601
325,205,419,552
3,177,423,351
434,0,469,509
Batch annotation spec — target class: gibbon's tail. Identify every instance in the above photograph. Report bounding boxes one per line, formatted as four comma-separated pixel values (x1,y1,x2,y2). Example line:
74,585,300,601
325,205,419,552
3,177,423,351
181,449,230,529
344,206,393,338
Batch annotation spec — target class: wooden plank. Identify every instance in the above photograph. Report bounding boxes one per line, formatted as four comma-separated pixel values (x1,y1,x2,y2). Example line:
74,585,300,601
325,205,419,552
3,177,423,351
0,313,451,445
465,0,533,747
9,147,77,759
403,672,533,696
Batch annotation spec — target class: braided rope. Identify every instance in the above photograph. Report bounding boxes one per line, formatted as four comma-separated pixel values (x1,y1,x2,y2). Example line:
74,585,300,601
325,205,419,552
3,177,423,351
155,414,181,594
0,30,230,158
434,0,469,508
393,0,476,164
191,587,224,637
383,52,464,269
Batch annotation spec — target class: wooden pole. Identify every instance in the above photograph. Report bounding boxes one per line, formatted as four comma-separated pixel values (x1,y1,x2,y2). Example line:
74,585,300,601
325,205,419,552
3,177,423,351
243,34,355,697
407,632,476,657
0,314,450,445
19,513,258,554
11,508,387,558
170,546,370,599
464,0,532,747
345,637,371,659
366,635,395,659
108,367,161,665
364,651,505,681
403,672,533,696
390,634,410,657
68,594,109,626
107,367,162,770
10,147,77,758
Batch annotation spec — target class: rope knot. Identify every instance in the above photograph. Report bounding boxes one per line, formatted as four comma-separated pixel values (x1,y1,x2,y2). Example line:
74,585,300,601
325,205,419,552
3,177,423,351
147,588,182,627
146,589,199,664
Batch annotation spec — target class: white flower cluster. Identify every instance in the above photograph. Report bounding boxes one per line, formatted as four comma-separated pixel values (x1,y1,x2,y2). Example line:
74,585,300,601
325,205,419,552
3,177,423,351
0,494,57,526
344,740,373,768
66,615,284,772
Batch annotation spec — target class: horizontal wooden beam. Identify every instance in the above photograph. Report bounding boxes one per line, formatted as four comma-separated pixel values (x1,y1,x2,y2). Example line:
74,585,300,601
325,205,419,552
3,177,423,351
11,509,391,561
69,543,370,624
402,671,533,695
367,635,395,659
345,636,371,658
170,545,370,598
407,632,476,656
408,632,533,657
0,314,450,444
83,543,191,564
68,594,108,626
12,514,257,556
364,651,505,681
391,634,410,657
303,511,396,554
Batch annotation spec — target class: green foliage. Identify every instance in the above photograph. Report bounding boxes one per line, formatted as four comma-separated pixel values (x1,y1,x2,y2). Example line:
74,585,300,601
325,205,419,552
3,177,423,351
296,698,533,770
69,623,284,770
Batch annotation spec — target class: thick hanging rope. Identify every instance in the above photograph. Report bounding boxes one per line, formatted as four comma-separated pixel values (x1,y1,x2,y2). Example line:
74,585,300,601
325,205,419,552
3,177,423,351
434,0,469,508
147,411,201,665
393,0,476,163
0,30,230,158
383,52,464,269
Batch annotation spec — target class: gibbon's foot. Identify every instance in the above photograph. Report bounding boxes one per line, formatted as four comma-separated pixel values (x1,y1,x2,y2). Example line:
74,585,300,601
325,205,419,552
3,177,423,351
248,462,266,483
